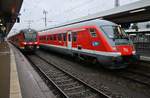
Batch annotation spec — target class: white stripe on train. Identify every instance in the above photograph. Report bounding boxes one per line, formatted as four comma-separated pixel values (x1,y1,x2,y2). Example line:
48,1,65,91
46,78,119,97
39,43,124,57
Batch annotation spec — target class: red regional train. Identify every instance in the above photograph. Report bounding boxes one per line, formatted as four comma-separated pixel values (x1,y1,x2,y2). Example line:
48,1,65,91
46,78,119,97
8,28,39,52
38,19,139,69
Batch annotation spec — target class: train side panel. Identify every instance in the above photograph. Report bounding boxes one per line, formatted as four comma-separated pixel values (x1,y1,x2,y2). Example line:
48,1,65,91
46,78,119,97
38,19,139,69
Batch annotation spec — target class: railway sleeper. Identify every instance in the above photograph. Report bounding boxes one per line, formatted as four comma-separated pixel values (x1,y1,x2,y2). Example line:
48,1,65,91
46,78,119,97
64,86,88,94
59,82,80,89
67,89,97,98
38,65,48,70
48,68,60,71
50,73,66,77
50,71,63,74
63,85,84,91
54,78,74,85
51,75,69,81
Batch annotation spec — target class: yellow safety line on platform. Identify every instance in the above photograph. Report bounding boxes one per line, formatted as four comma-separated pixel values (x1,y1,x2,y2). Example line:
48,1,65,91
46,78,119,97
9,49,22,98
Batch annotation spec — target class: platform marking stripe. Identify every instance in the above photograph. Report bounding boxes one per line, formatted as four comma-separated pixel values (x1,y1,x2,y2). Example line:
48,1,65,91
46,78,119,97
9,49,22,98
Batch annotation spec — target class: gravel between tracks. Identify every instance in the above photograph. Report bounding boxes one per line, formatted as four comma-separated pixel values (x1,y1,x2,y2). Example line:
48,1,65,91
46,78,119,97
28,55,109,98
36,50,150,98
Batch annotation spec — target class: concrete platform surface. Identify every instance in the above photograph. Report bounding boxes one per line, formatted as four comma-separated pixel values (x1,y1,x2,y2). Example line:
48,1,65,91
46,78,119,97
10,43,56,98
0,42,10,98
0,42,22,98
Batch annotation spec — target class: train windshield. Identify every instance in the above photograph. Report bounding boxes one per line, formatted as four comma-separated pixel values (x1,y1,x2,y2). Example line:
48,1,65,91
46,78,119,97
101,26,128,39
101,26,131,45
24,32,37,42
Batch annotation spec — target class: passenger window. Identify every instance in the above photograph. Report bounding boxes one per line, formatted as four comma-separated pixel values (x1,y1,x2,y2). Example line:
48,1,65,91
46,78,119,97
63,33,66,41
50,35,53,40
89,28,97,37
48,36,50,40
46,36,48,40
54,35,56,40
72,32,77,42
58,34,62,41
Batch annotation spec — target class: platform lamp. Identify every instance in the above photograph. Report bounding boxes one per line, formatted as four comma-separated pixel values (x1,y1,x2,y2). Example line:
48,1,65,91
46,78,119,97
16,17,20,23
16,13,21,23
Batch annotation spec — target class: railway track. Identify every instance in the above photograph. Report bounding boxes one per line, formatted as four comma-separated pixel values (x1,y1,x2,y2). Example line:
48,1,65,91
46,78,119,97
27,54,110,98
115,69,150,87
114,60,150,87
35,50,150,89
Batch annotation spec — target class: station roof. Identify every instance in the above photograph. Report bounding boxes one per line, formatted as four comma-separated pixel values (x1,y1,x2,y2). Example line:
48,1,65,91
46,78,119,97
0,0,23,36
125,28,150,33
65,0,150,25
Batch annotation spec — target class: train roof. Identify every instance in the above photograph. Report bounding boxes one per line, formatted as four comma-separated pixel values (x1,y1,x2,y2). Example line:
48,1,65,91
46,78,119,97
8,28,37,38
20,28,37,33
39,19,118,35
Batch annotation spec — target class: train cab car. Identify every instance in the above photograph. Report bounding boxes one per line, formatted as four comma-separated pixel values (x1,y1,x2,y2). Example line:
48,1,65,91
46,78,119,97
8,28,39,52
38,19,139,69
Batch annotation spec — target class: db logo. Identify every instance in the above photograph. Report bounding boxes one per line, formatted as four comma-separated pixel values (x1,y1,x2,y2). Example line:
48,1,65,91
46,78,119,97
123,48,128,52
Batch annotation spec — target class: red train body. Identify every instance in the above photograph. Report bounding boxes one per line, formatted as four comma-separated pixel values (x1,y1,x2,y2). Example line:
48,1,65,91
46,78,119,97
38,19,139,69
8,28,39,52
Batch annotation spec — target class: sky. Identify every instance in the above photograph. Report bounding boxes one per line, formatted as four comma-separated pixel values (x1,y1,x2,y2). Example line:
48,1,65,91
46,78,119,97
8,0,140,36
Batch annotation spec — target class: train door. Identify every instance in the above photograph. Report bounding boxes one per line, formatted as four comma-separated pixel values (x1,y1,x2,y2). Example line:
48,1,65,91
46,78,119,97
67,31,72,50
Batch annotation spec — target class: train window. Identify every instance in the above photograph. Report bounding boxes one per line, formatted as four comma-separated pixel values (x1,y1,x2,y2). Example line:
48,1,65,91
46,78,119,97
89,28,97,37
63,33,66,41
58,34,62,41
72,32,77,42
101,26,128,39
48,36,50,40
46,36,48,40
54,35,56,40
52,35,54,40
50,35,53,40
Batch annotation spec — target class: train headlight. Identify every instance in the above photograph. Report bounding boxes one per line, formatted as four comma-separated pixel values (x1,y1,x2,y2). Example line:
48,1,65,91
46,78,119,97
23,42,27,45
112,47,117,51
132,51,136,54
35,42,38,44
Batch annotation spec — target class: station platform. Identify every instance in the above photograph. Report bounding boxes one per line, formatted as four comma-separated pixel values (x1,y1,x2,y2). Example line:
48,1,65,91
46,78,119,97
0,42,22,98
0,42,11,98
0,41,55,98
